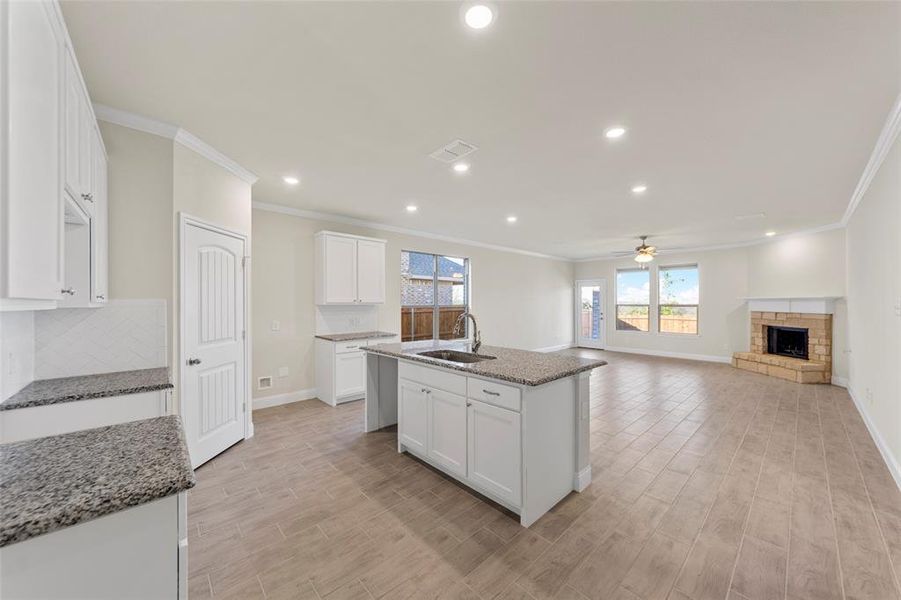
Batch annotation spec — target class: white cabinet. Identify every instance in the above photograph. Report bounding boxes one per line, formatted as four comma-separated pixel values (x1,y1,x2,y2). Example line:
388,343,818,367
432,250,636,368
0,0,65,307
428,387,468,477
396,363,523,508
315,335,399,406
1,1,109,311
315,231,386,305
468,399,522,506
335,351,365,399
398,380,428,454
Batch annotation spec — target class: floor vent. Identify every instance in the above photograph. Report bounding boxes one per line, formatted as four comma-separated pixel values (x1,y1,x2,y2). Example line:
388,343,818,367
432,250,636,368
429,139,479,163
258,376,272,390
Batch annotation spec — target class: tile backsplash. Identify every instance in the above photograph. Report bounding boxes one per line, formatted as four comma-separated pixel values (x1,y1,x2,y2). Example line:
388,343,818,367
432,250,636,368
0,311,35,400
34,300,167,379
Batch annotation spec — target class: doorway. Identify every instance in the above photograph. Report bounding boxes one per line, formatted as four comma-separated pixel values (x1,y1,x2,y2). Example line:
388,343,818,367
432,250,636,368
575,279,606,349
180,215,249,467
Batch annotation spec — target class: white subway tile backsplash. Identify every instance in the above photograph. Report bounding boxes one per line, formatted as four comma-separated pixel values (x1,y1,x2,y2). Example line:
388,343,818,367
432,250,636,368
34,300,167,379
0,311,35,400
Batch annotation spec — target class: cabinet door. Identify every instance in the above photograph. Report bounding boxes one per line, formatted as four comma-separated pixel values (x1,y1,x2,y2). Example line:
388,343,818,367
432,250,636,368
334,351,365,399
468,399,522,506
428,388,467,477
323,235,357,303
356,239,385,304
398,380,428,454
63,48,82,202
3,0,64,301
90,131,108,303
77,93,93,208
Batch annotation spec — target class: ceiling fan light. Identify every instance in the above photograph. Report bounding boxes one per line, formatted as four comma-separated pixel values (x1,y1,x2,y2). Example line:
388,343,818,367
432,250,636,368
634,252,654,263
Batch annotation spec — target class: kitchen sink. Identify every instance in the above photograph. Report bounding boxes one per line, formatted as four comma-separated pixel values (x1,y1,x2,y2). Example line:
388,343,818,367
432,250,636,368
417,350,496,364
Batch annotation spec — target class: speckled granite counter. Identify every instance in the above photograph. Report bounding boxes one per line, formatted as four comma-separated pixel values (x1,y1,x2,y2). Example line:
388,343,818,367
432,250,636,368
315,331,398,342
0,415,195,547
365,340,606,386
0,368,172,411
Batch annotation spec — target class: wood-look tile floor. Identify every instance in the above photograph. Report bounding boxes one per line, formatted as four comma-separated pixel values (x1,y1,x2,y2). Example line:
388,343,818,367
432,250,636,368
187,351,901,600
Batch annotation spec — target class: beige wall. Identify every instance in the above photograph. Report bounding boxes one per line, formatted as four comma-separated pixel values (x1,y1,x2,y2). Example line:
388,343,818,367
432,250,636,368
574,229,849,378
100,122,253,412
252,208,574,400
846,133,900,474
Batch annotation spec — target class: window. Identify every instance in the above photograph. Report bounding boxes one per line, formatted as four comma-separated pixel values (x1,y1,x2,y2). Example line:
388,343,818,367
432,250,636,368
616,269,650,331
658,265,699,334
401,251,469,341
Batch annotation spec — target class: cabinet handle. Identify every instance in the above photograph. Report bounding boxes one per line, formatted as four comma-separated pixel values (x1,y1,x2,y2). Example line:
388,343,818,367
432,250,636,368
187,358,202,366
420,388,430,394
61,288,75,295
95,294,105,301
466,402,472,407
81,193,94,203
346,345,359,349
482,389,501,396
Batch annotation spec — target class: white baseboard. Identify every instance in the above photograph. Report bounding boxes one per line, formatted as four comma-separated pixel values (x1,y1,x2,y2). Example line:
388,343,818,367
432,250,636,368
534,343,575,353
253,388,317,410
603,346,733,364
831,375,848,388
574,466,592,492
847,383,901,492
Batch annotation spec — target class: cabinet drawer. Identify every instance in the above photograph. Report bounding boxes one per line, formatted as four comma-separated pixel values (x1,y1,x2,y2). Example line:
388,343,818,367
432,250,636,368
467,378,521,412
398,361,467,396
335,340,366,354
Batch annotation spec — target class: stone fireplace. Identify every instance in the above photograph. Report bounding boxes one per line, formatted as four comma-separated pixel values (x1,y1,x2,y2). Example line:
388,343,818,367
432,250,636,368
732,298,835,384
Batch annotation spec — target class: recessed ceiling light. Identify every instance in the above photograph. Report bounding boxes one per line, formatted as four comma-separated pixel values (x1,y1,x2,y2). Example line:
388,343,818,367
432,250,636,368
631,184,647,194
405,204,418,213
506,215,517,223
765,231,776,237
283,176,300,185
604,126,626,139
453,163,470,173
464,5,494,29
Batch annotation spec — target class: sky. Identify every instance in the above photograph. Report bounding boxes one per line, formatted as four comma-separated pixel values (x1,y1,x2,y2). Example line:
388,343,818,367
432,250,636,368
616,267,699,304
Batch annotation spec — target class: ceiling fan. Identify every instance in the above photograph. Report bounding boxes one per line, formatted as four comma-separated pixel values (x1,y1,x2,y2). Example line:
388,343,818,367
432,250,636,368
611,235,659,264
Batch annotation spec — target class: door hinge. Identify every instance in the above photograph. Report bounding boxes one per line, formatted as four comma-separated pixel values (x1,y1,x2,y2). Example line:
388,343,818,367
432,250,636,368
242,256,249,268
242,401,246,413
242,330,246,340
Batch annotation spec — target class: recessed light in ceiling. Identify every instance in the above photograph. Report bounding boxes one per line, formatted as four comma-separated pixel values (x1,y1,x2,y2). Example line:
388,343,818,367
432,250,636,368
453,163,470,173
765,231,776,237
506,216,517,223
406,204,418,213
604,126,626,139
631,184,648,194
283,176,300,185
464,5,494,29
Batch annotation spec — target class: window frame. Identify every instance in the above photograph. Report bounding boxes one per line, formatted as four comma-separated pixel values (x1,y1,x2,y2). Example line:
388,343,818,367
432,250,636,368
615,267,651,333
401,250,471,342
656,263,700,336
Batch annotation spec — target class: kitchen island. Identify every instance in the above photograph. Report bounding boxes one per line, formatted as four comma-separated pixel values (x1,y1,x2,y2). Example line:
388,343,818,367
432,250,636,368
363,340,606,526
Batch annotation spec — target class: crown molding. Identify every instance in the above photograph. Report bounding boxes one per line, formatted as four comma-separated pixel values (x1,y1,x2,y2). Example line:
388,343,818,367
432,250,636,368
93,104,259,185
842,92,901,225
252,202,571,262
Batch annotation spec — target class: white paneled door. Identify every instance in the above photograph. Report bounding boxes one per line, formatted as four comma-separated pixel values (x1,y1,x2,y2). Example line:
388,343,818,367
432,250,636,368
182,220,247,467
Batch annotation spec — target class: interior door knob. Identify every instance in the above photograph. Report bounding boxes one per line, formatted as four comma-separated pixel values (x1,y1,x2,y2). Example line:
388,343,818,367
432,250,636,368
187,358,202,366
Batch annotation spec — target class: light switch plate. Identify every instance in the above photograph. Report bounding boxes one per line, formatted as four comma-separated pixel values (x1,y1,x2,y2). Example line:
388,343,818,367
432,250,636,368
278,367,289,377
271,320,281,332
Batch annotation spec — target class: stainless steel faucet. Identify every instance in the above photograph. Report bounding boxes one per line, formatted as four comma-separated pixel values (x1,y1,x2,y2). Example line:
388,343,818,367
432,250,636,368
453,311,481,353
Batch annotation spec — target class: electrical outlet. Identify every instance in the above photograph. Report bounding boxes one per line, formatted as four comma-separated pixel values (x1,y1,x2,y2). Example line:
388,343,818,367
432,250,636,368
278,367,289,378
271,320,281,332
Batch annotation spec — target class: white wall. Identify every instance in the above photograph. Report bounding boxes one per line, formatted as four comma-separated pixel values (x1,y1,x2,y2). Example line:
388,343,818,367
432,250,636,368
0,311,35,400
846,133,901,477
252,207,574,401
574,229,849,374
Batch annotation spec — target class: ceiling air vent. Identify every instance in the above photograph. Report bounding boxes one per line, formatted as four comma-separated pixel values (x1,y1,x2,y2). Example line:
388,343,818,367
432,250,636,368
429,139,479,163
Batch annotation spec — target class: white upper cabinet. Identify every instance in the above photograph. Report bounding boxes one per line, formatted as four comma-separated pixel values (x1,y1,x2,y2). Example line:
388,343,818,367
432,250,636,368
1,1,109,311
1,0,65,306
315,232,386,305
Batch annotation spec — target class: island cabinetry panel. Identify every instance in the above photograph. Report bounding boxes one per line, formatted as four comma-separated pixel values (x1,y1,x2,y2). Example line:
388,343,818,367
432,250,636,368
468,398,521,506
314,231,386,305
398,380,428,453
427,387,467,477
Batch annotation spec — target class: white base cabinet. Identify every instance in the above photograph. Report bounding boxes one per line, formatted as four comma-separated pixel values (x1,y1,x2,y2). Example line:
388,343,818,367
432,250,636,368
396,361,574,524
0,389,170,444
316,336,399,406
0,492,187,599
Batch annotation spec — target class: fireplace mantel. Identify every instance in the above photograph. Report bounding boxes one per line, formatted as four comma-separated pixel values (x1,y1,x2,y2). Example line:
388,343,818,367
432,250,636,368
741,296,841,315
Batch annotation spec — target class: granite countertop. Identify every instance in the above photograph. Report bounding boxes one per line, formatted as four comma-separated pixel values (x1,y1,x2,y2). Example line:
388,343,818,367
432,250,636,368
0,415,195,548
1,367,173,412
315,331,398,342
364,340,607,386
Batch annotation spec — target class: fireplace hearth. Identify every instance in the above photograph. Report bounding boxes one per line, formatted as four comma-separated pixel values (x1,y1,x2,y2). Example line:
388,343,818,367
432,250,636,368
767,325,809,360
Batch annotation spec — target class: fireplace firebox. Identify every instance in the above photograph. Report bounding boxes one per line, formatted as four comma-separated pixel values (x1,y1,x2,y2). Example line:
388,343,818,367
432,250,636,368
767,326,809,360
